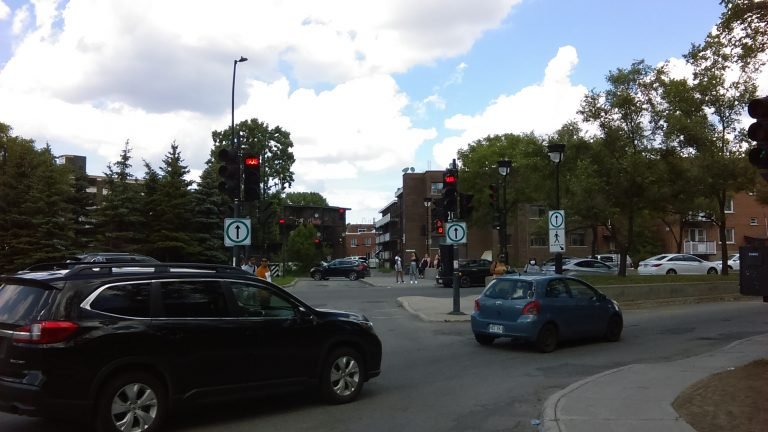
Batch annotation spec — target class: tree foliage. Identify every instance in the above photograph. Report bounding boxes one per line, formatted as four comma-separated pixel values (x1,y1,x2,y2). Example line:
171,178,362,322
285,191,329,207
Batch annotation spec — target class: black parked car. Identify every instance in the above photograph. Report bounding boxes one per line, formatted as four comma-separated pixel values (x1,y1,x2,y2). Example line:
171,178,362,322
310,259,369,281
436,259,493,288
0,262,382,432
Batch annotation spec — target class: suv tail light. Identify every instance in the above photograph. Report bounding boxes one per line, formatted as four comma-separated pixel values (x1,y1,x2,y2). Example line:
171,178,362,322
13,321,79,344
356,264,364,270
521,300,540,316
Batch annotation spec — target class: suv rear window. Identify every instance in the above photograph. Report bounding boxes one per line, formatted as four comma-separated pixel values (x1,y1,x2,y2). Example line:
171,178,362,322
90,282,152,318
0,282,53,324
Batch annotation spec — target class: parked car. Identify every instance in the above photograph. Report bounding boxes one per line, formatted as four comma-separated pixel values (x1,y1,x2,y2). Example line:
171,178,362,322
715,254,740,272
310,258,369,280
593,253,634,269
68,252,159,263
0,262,382,431
437,258,493,288
541,258,618,276
471,274,623,352
637,254,719,275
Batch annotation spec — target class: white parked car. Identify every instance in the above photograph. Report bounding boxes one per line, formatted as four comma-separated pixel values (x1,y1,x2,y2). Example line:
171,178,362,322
715,254,740,271
637,254,719,275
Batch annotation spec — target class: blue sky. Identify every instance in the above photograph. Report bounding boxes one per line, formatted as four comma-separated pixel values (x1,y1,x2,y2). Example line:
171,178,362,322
0,0,729,223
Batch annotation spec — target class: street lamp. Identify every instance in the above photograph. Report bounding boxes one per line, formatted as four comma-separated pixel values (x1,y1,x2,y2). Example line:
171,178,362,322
547,143,565,274
497,160,511,265
230,56,248,265
423,197,432,257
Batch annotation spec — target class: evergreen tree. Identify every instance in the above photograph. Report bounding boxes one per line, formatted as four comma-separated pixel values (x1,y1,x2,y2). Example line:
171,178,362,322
191,153,230,264
145,142,200,261
92,141,145,252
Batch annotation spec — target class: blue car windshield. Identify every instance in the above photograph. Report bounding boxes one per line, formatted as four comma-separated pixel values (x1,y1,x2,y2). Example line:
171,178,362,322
484,279,534,300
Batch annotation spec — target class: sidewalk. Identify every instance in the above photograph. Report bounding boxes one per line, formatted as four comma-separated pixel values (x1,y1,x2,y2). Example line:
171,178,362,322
361,272,768,432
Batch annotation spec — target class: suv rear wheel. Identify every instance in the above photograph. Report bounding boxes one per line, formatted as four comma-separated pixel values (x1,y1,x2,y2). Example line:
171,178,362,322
320,348,365,404
96,371,166,432
348,272,359,281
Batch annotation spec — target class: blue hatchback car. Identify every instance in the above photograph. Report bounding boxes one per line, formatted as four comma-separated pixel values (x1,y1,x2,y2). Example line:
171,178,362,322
470,274,623,352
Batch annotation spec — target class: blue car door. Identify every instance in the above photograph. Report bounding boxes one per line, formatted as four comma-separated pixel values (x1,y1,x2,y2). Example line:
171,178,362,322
565,278,611,338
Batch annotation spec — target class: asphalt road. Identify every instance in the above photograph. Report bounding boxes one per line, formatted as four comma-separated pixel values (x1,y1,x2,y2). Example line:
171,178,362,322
3,279,766,432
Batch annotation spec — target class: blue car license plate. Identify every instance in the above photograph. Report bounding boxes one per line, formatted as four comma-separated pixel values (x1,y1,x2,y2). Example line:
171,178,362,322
488,324,504,333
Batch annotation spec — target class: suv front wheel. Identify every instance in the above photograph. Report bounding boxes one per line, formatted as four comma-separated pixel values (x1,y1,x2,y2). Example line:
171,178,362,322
96,371,167,432
320,348,365,404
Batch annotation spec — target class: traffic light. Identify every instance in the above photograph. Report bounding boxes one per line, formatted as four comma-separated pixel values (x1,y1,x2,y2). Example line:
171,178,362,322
459,193,474,219
278,218,286,235
489,183,498,210
217,148,240,200
747,96,768,181
433,218,445,236
442,169,458,216
242,153,260,202
338,208,346,221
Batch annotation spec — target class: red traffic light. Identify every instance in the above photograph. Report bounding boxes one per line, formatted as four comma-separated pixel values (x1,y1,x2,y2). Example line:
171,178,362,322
278,218,285,224
244,156,260,166
444,173,456,183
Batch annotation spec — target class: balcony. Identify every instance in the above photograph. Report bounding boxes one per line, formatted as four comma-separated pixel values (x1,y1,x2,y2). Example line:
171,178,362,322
684,241,716,255
376,233,391,244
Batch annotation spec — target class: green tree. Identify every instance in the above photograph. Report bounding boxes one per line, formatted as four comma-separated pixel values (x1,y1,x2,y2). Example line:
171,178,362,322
578,60,662,275
92,141,146,252
191,153,230,264
144,142,201,261
285,223,321,272
285,191,329,207
681,27,760,274
211,119,296,255
0,125,77,271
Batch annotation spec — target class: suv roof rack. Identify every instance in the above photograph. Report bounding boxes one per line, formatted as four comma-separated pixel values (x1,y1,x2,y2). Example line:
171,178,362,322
20,262,249,276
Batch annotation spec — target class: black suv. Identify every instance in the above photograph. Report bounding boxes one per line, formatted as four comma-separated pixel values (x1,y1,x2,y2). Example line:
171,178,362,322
0,262,382,432
310,259,369,281
68,252,159,263
436,259,493,288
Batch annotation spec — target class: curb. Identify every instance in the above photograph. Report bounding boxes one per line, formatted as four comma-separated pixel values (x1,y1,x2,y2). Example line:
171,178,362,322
395,298,431,322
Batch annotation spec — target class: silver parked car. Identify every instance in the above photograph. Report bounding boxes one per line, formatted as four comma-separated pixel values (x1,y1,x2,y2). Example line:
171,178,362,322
541,258,618,276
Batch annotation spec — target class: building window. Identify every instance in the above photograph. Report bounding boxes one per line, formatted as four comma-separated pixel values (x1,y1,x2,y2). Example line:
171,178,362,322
726,228,735,244
530,236,547,247
725,198,734,213
364,238,372,246
569,232,586,247
351,238,358,247
528,205,546,219
431,182,443,195
688,228,706,242
357,228,367,233
750,217,758,226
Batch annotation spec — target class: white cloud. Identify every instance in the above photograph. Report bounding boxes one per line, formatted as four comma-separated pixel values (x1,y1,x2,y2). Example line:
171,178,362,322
11,4,29,34
3,0,522,222
433,46,588,167
0,1,10,21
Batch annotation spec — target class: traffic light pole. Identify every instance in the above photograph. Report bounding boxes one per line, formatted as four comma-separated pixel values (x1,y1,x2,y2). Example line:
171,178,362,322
230,56,247,266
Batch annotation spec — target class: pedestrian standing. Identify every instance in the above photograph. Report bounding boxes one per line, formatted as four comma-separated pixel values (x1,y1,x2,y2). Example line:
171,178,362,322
524,258,540,273
490,254,508,278
241,256,257,275
256,257,272,282
409,252,419,284
433,252,441,271
394,254,404,283
419,253,430,279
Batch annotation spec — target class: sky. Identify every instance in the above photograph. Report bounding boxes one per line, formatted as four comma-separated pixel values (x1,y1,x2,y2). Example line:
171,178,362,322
0,0,734,223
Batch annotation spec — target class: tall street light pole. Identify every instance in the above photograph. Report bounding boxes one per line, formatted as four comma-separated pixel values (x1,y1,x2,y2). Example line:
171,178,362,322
423,197,432,257
547,143,565,274
497,160,511,265
231,56,248,265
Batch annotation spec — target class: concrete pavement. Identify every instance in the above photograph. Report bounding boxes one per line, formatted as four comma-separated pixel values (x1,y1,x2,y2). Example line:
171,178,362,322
359,271,768,432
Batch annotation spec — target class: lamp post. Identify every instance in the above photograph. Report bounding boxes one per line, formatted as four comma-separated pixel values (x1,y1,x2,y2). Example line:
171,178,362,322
423,197,432,257
497,160,511,265
231,56,248,265
547,143,565,274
